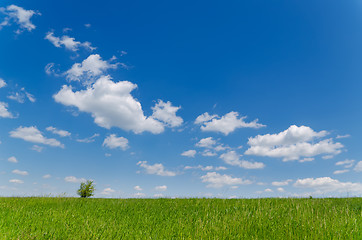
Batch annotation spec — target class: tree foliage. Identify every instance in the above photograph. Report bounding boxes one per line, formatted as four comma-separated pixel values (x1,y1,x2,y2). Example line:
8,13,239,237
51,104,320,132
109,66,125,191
77,180,95,198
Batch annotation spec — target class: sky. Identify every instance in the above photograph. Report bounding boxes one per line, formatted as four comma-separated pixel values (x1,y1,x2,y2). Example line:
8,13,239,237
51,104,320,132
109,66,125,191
0,0,361,198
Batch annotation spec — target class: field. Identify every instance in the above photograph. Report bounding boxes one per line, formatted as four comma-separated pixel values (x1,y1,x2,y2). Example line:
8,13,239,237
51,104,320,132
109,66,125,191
0,197,361,239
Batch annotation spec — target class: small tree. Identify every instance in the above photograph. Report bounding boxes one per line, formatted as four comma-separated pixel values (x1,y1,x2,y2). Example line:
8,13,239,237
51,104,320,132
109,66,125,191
77,180,95,198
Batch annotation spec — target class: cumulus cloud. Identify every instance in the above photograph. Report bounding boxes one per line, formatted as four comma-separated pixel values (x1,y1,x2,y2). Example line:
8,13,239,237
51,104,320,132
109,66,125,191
0,102,15,118
8,156,18,163
184,165,227,171
9,179,23,184
299,157,314,163
12,169,28,176
333,169,349,175
277,187,285,192
245,125,343,161
103,134,129,150
101,188,115,195
201,172,252,188
0,5,40,33
43,174,51,179
65,54,118,84
271,180,292,186
46,126,71,137
64,176,86,183
194,112,218,124
137,161,176,176
196,111,265,135
196,137,217,148
201,150,217,157
76,133,99,143
134,185,143,191
133,192,146,198
181,150,196,158
31,145,44,152
0,78,6,88
54,75,165,134
219,151,265,169
335,159,355,168
151,100,183,127
294,177,362,194
45,31,95,52
354,161,362,172
10,126,64,148
155,185,167,191
336,134,350,139
7,88,35,103
45,63,61,77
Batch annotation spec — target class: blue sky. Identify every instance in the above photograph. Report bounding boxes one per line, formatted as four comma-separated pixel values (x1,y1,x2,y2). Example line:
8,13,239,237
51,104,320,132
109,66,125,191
0,0,361,198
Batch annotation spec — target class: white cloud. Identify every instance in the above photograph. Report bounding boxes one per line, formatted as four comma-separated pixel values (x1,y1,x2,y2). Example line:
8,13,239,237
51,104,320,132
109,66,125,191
0,5,40,33
271,180,292,186
101,188,115,195
31,145,44,152
201,172,252,188
54,75,165,134
299,157,314,163
335,159,355,168
25,91,35,102
245,125,343,161
45,31,95,52
336,134,350,139
0,102,15,118
7,88,35,103
43,174,51,179
184,165,227,171
248,125,328,147
196,137,216,148
354,161,362,172
196,111,265,135
181,150,196,158
194,137,230,155
151,100,183,127
7,156,18,163
264,188,273,193
103,134,129,150
201,150,217,157
10,126,64,148
45,63,61,76
65,54,118,84
294,177,362,194
7,92,24,103
0,78,6,88
153,193,164,198
194,112,218,124
155,185,167,191
134,185,143,191
333,169,349,175
46,126,71,137
133,192,146,198
64,176,86,183
277,187,285,192
12,169,28,176
9,179,23,184
219,151,265,169
76,133,99,143
84,23,91,28
137,161,176,177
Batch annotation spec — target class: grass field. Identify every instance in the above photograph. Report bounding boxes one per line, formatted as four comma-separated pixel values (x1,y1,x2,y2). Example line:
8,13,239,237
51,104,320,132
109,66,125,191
0,197,361,239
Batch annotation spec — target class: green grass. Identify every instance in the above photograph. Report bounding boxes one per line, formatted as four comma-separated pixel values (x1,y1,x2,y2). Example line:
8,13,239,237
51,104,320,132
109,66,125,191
0,197,360,239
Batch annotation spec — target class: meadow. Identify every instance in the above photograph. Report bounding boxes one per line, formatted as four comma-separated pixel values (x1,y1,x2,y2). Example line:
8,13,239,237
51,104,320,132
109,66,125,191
0,197,360,239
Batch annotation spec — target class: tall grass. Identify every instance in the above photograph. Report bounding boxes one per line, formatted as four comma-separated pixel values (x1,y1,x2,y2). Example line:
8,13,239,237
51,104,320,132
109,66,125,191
0,197,360,239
